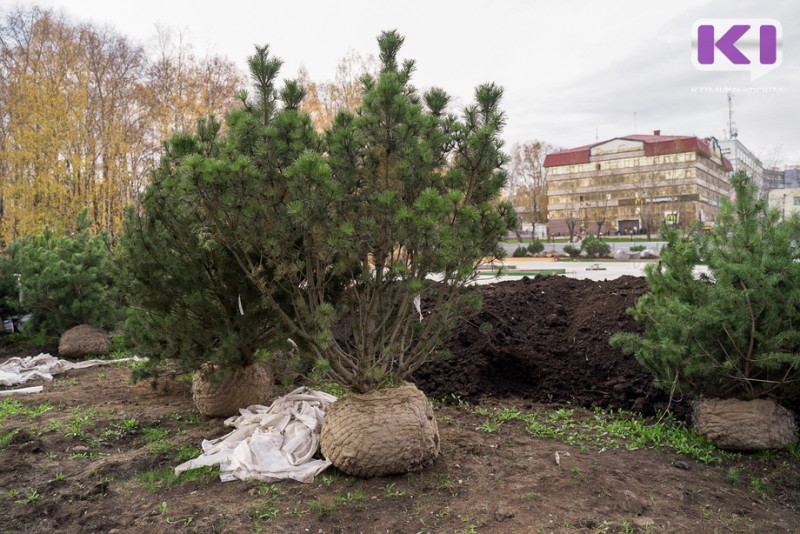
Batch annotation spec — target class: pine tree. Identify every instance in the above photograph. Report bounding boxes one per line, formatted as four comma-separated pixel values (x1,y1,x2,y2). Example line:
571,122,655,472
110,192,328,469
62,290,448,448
6,209,119,337
189,31,515,392
611,170,800,401
116,109,299,378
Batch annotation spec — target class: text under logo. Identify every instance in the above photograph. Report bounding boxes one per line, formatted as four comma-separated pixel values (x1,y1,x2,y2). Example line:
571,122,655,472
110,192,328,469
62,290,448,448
692,19,782,81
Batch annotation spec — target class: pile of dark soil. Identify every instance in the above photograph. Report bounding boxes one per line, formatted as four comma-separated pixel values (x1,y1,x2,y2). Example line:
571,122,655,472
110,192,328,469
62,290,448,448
414,275,689,418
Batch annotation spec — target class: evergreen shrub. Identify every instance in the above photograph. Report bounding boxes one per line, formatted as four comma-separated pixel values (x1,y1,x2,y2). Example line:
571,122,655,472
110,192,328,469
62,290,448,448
611,170,800,401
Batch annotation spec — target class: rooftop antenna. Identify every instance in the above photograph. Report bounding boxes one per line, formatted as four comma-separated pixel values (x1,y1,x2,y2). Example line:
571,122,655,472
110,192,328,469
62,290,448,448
595,127,598,141
727,91,738,139
633,112,637,133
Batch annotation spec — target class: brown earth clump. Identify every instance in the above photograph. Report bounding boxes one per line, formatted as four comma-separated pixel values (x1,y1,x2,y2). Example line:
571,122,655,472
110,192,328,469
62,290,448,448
414,275,689,418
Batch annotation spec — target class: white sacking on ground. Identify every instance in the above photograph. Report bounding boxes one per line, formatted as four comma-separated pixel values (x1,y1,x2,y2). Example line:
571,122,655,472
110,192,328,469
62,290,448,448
0,353,146,393
174,387,338,484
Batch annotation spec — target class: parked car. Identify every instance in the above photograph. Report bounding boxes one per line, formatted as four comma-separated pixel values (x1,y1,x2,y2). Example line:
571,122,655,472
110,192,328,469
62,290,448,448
1,314,31,334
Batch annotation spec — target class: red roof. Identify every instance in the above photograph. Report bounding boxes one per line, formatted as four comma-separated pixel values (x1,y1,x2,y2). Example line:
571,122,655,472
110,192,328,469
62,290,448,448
544,134,733,171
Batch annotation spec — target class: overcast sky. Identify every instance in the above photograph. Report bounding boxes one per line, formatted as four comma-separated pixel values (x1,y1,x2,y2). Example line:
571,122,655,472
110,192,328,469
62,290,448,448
11,0,800,166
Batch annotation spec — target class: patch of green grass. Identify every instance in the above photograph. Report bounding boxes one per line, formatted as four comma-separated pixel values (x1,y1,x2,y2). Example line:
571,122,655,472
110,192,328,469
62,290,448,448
142,426,171,454
568,466,585,481
335,488,367,504
255,483,284,499
175,445,201,462
54,377,78,387
0,429,18,449
750,476,772,498
312,381,348,398
284,500,308,516
15,488,40,505
136,467,180,492
381,482,406,497
178,466,219,484
471,404,724,463
523,491,541,502
102,418,140,441
69,451,97,460
726,467,742,486
252,502,279,521
46,406,100,441
0,398,53,422
307,498,334,514
136,464,218,492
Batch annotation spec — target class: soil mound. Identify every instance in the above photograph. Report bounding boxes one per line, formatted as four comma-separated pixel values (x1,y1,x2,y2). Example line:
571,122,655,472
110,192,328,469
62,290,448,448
414,275,688,418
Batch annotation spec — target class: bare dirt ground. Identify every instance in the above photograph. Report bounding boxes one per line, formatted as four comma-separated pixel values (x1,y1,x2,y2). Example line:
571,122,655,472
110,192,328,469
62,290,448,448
1,276,799,533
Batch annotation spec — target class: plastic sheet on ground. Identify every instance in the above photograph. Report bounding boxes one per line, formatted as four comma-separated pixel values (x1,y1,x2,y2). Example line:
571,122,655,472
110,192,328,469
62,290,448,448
0,353,146,388
174,387,337,484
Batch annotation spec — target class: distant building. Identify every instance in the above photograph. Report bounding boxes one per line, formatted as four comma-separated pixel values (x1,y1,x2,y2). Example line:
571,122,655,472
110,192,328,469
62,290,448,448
764,167,784,191
719,138,766,196
783,167,800,189
768,187,800,218
544,131,733,237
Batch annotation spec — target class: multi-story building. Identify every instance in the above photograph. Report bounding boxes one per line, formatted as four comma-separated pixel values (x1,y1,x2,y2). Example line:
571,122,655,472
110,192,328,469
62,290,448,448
783,167,800,189
544,131,733,237
719,138,766,196
768,187,800,218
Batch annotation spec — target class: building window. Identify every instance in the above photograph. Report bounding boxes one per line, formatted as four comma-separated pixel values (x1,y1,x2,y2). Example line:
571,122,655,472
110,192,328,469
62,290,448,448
793,197,800,206
595,163,601,170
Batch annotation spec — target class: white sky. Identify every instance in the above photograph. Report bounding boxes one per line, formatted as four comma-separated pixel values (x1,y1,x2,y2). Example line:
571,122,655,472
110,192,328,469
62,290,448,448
9,0,800,166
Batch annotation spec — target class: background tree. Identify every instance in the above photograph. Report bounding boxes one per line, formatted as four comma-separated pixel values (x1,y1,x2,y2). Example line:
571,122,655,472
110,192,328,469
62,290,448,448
589,186,612,237
0,7,243,246
297,50,377,131
508,140,551,236
562,181,581,242
611,170,800,402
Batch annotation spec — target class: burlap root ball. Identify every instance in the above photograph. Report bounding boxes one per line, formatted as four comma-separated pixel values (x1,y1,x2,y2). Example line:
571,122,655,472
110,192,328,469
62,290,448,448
191,362,273,418
320,382,440,478
693,397,797,451
58,324,111,358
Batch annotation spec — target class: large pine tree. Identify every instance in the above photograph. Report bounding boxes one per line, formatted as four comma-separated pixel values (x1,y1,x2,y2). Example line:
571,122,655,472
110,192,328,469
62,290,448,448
186,31,516,392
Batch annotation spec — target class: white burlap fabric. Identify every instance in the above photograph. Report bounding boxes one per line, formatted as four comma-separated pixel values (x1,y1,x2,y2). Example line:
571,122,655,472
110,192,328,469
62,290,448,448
175,387,337,483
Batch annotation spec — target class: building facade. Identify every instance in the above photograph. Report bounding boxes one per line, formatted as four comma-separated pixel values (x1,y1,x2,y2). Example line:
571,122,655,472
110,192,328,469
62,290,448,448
719,138,766,196
544,132,733,237
768,187,800,218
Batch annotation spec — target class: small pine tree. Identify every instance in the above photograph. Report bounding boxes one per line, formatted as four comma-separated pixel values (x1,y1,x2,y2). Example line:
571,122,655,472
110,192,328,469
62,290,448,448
611,170,800,401
116,112,299,378
5,210,119,337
